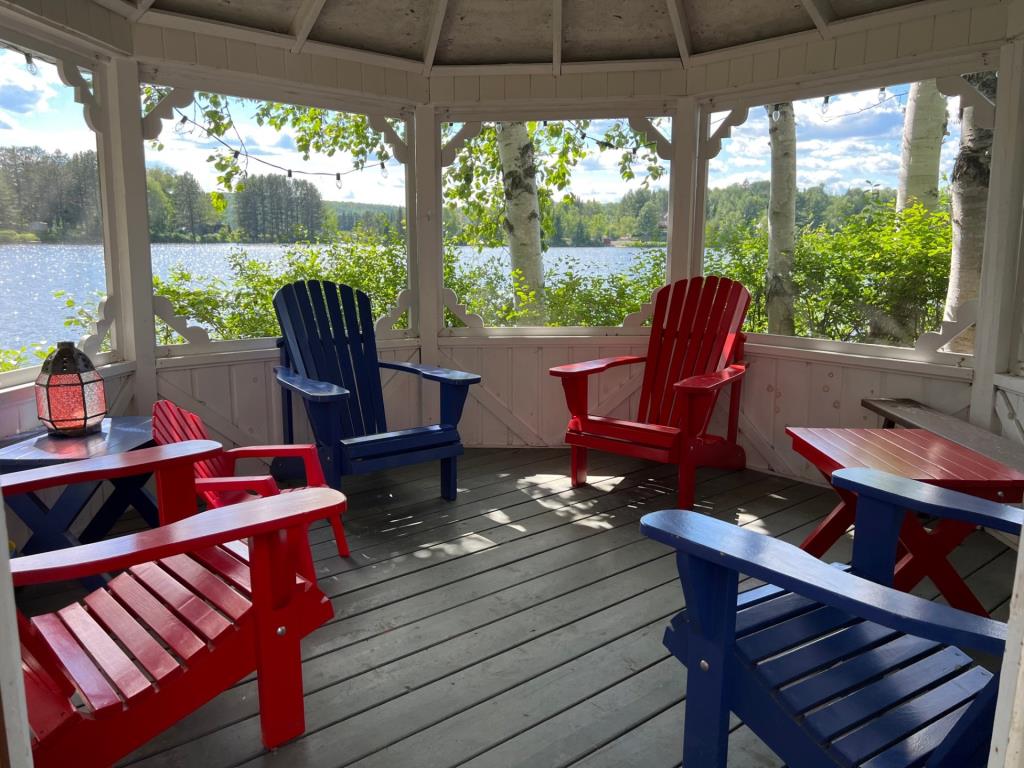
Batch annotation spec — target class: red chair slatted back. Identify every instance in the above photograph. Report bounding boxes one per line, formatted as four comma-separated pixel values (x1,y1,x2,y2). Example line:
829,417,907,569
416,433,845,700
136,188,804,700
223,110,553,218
151,400,230,479
635,276,750,429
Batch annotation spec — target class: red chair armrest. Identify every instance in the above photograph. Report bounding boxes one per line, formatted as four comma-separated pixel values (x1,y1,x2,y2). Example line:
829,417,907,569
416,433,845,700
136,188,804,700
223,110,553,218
10,488,346,586
223,444,325,486
549,355,646,378
0,440,222,496
196,476,281,497
674,364,746,394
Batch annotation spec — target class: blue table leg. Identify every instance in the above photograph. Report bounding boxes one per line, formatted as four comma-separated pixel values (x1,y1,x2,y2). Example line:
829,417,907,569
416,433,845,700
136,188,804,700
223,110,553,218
80,473,157,541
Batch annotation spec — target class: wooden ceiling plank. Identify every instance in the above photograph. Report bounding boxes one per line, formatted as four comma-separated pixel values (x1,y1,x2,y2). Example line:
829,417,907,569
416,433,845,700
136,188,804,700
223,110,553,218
552,0,563,75
665,0,691,66
800,0,836,38
423,0,450,74
289,0,329,54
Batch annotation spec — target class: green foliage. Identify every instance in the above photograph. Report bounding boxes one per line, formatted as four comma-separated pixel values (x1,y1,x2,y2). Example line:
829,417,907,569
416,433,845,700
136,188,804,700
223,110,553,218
706,199,952,345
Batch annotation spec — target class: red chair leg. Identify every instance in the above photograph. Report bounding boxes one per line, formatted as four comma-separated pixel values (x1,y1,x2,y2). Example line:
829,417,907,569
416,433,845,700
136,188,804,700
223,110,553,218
330,515,350,558
571,446,588,487
677,456,696,510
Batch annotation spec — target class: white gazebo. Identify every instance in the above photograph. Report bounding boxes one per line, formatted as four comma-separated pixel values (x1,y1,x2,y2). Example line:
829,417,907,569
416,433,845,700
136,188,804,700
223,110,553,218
1,0,1024,764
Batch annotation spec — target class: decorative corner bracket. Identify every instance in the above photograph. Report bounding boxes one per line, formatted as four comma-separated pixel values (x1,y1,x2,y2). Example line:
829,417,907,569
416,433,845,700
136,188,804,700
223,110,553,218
622,289,659,328
142,87,196,140
56,58,101,134
153,295,212,346
441,122,483,167
442,288,484,328
936,75,995,131
368,114,410,164
375,288,415,338
627,116,673,161
914,299,977,353
78,294,117,357
699,107,749,160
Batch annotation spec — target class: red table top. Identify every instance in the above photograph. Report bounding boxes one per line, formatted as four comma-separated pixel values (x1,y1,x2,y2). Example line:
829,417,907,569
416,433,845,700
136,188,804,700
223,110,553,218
786,427,1024,488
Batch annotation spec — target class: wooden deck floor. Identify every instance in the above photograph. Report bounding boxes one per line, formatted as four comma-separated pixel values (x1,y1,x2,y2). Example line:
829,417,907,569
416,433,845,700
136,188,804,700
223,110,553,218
21,448,1018,767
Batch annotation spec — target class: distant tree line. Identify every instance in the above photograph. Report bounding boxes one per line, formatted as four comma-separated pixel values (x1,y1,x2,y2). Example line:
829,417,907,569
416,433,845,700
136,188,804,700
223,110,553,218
0,146,102,241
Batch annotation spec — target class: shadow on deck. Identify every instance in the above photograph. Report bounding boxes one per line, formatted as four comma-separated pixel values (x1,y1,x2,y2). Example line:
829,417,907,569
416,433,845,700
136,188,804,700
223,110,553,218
18,448,1017,767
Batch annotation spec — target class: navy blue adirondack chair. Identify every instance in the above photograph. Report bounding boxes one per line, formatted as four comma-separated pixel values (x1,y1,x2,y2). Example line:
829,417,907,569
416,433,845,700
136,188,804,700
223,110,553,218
641,468,1021,767
273,281,481,500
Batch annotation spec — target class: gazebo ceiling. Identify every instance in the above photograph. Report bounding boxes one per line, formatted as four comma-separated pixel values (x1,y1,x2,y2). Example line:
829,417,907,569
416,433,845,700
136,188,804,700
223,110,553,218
150,0,931,68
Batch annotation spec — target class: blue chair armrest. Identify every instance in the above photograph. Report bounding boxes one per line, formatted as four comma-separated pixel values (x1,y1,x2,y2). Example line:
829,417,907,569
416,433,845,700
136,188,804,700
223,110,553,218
833,468,1023,536
379,361,481,386
640,509,1006,656
274,367,350,402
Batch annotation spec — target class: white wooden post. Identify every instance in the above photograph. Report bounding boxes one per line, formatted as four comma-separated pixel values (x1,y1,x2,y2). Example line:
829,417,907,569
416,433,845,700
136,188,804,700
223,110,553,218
413,105,443,423
668,97,702,281
969,39,1024,431
97,57,158,412
0,486,32,768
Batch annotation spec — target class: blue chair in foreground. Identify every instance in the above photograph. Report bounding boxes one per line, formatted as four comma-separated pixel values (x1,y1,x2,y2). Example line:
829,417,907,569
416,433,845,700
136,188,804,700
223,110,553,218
273,280,481,500
641,468,1022,767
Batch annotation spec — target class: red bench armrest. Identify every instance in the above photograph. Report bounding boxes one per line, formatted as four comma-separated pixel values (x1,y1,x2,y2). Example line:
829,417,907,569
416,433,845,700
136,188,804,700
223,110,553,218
223,444,325,486
549,355,646,378
674,364,746,394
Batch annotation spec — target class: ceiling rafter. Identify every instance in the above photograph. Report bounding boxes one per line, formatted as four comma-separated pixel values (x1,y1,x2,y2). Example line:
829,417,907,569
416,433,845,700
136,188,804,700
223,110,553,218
665,0,691,67
132,0,156,23
423,0,450,74
800,0,836,37
552,0,563,75
289,0,328,54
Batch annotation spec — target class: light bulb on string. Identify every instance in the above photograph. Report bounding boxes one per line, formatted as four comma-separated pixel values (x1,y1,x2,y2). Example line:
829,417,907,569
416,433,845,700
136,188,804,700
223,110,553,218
821,95,830,115
287,169,293,183
878,86,886,102
771,106,780,122
24,52,37,76
335,172,343,190
380,160,388,179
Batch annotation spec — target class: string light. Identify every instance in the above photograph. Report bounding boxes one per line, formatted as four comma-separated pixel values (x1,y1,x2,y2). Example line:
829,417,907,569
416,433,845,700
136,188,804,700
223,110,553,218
878,86,886,102
380,160,387,179
23,52,37,76
821,95,830,114
771,106,781,122
170,108,392,184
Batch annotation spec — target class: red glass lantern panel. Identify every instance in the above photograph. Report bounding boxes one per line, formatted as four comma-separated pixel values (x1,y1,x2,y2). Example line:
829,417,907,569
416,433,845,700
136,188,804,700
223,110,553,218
34,342,107,436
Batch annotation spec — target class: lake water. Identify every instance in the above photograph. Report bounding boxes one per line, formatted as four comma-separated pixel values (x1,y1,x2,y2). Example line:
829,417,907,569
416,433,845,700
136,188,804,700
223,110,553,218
0,242,656,348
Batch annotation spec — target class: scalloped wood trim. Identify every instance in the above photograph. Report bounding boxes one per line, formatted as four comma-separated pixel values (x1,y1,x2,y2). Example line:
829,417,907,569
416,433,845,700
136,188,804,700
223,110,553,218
441,122,483,167
622,289,659,327
699,107,750,160
627,115,673,160
375,288,414,338
915,299,978,354
368,114,410,164
142,87,195,140
442,287,484,328
153,295,212,345
55,58,100,133
936,74,996,131
79,294,117,357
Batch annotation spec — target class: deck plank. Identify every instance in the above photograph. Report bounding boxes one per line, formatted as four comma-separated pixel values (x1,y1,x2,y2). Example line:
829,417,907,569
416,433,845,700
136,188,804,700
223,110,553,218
48,447,1006,768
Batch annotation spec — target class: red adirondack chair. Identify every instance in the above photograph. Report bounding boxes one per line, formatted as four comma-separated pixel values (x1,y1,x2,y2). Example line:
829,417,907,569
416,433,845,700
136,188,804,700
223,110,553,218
549,276,750,508
1,442,345,768
152,399,349,557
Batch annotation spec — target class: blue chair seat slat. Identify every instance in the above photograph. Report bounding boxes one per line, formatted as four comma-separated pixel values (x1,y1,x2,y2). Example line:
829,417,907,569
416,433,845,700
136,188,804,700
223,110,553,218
341,425,459,459
781,634,942,714
830,666,991,766
738,605,855,662
860,701,976,768
736,591,819,637
759,620,899,688
807,645,975,741
342,443,464,475
737,582,788,610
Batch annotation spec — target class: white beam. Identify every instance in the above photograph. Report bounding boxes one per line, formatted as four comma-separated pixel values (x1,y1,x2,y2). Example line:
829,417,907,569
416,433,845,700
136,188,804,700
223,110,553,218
665,0,692,66
552,0,563,75
423,0,449,74
289,0,327,54
800,0,836,37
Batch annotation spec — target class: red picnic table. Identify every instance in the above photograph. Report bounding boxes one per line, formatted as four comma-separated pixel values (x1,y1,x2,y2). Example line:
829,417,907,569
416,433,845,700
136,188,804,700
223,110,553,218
787,427,1024,615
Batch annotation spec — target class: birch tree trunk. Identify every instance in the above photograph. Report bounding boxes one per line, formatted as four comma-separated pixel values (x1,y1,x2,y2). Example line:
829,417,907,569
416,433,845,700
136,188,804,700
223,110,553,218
766,103,796,336
495,121,545,325
897,80,948,211
944,72,997,352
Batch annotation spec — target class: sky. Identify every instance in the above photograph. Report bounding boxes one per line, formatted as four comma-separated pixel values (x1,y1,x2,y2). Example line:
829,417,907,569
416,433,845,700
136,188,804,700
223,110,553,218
0,47,963,205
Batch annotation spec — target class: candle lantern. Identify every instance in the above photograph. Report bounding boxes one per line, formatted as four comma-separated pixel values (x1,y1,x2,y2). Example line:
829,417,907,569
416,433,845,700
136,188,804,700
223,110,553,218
34,342,107,436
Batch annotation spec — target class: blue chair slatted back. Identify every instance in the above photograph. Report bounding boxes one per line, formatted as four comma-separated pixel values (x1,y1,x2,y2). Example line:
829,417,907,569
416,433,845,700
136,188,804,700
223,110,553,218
274,280,388,439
